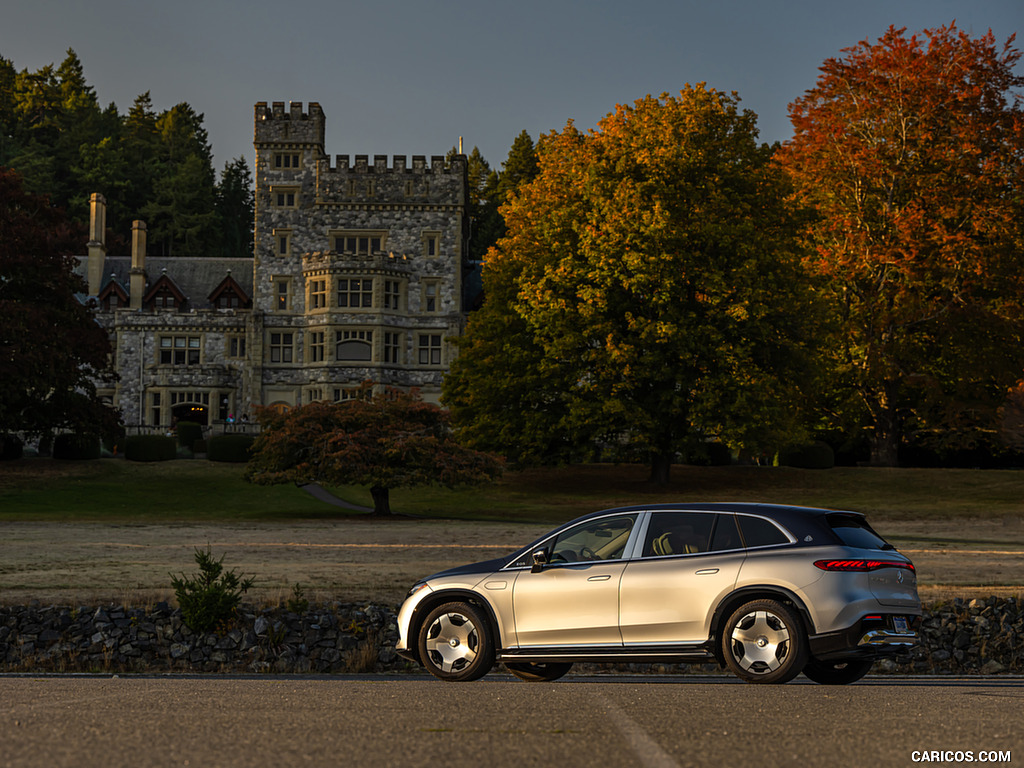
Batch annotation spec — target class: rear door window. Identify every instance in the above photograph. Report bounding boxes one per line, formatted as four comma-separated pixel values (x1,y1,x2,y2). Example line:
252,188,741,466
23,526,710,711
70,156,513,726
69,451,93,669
642,512,715,557
828,515,893,551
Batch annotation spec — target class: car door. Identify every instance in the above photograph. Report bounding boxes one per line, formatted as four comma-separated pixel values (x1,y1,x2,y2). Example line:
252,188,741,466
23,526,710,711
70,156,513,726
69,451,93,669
618,511,745,645
511,514,637,648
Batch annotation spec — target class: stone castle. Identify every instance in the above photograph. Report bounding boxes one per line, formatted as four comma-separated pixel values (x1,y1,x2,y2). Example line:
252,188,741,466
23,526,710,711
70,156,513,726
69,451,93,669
77,101,472,427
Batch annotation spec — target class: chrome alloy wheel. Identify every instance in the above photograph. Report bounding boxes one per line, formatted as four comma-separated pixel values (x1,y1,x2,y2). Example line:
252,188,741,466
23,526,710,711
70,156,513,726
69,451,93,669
424,611,480,673
729,609,791,674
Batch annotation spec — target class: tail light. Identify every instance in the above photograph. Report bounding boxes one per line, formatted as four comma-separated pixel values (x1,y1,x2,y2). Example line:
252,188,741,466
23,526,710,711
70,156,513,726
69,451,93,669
814,559,915,572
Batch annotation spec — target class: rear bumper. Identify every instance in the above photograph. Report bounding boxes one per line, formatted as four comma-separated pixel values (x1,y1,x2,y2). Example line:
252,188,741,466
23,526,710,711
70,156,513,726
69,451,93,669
809,614,920,661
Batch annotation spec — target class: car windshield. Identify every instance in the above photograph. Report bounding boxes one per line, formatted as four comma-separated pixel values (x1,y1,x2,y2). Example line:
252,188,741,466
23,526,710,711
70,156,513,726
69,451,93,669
828,514,894,551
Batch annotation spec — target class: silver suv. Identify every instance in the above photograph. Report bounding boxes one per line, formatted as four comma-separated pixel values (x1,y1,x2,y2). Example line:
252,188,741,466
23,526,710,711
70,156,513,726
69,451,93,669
396,503,920,684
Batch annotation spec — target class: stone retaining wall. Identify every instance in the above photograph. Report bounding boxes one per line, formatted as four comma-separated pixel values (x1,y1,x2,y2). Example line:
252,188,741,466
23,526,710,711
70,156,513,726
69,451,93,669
1,597,1020,675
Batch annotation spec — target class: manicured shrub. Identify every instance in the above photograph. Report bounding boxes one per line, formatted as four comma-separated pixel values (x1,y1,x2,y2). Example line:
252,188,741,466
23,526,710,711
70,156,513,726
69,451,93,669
53,433,101,460
124,434,177,462
1,435,23,461
176,421,203,450
207,434,255,463
777,441,835,469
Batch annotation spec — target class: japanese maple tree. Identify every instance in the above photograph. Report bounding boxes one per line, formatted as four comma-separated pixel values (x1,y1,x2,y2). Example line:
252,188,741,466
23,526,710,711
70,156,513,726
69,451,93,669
778,24,1024,465
244,387,503,516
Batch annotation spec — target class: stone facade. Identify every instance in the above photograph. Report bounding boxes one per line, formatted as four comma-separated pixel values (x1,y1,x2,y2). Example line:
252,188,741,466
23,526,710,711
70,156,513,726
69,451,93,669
78,102,471,427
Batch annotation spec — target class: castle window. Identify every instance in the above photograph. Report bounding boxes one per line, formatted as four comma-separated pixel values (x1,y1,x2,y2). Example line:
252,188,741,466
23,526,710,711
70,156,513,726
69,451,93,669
274,229,292,257
308,331,326,362
337,277,373,308
334,387,364,402
274,153,301,169
227,336,246,359
272,186,299,208
335,329,372,361
274,278,292,312
305,387,325,403
308,278,328,310
423,232,440,257
268,332,294,364
422,280,440,313
383,279,402,310
383,331,402,364
332,230,387,255
418,334,442,366
150,391,162,425
159,336,201,366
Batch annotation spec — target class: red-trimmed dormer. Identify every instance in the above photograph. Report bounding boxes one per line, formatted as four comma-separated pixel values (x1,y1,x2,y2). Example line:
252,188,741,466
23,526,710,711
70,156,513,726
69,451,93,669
98,274,129,311
209,272,252,310
143,270,187,311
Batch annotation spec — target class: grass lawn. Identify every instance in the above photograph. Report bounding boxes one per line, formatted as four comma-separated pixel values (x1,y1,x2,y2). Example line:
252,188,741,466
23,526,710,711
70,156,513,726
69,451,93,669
2,457,1023,524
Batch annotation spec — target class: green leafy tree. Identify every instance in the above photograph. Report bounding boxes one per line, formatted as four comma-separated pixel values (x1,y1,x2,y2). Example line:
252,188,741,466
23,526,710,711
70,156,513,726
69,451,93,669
170,546,255,633
445,86,819,483
0,168,118,439
245,387,503,516
778,24,1024,465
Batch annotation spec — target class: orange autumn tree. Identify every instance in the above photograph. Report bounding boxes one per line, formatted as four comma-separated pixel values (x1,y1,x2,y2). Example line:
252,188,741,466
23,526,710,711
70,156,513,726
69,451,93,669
245,387,503,516
778,24,1024,465
446,86,821,483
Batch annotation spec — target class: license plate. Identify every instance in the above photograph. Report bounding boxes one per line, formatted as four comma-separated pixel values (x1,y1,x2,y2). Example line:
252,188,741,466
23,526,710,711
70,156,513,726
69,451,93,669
893,616,909,633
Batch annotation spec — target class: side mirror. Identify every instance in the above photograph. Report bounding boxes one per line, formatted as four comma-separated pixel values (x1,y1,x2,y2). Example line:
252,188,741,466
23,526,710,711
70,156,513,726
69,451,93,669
531,549,548,573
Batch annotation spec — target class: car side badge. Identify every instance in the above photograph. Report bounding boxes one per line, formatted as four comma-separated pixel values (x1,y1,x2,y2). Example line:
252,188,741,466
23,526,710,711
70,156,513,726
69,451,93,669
804,535,814,542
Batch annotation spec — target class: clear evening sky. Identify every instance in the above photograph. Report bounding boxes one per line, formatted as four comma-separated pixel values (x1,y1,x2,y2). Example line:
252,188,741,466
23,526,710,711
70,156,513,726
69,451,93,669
3,0,1021,174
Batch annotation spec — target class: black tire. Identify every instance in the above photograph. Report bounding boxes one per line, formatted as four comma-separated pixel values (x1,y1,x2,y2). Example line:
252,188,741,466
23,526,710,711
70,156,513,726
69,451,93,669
417,602,495,682
505,661,573,682
803,657,873,685
721,599,808,684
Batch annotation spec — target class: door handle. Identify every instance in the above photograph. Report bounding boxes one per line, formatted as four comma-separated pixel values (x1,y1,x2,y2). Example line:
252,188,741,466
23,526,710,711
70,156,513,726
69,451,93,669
587,574,611,582
695,568,719,575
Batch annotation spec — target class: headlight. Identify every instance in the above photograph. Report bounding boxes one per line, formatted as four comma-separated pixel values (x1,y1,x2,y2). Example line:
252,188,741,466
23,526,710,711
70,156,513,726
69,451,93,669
406,582,430,598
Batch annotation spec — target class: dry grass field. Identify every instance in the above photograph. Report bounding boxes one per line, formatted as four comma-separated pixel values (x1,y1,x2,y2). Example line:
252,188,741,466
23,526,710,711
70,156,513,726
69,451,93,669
1,458,1022,607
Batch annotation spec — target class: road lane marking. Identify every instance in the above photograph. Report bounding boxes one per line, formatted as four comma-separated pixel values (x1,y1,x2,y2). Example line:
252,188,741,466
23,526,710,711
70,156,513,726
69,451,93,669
596,692,679,768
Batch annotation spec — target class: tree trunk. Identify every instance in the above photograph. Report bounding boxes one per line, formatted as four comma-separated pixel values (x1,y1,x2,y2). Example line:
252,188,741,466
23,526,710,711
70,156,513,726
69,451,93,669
370,486,392,516
869,385,900,466
649,452,672,485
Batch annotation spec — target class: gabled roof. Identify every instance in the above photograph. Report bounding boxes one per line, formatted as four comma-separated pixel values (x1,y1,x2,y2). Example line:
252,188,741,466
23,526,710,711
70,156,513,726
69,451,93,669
73,256,254,309
98,273,129,302
208,273,252,307
143,271,188,306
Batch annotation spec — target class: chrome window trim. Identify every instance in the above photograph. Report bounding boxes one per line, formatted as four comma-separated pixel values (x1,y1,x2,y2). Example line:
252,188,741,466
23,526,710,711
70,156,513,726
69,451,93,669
734,512,798,548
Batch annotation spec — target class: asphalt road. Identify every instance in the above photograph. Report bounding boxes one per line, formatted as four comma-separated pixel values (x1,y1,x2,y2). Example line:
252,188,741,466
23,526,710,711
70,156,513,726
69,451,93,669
1,675,1020,768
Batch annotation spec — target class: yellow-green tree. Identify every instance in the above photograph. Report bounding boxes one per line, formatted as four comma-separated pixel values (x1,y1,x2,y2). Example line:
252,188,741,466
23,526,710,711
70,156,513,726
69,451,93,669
445,85,821,483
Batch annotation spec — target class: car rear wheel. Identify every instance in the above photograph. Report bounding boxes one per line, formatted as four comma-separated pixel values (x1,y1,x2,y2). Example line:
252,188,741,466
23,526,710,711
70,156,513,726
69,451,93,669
803,657,873,685
505,661,573,682
721,599,808,684
418,602,494,682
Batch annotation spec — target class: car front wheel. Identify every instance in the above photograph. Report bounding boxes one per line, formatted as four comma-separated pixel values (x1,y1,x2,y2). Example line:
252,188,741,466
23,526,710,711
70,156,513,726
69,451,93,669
802,657,873,685
505,661,573,682
721,599,808,684
418,602,495,682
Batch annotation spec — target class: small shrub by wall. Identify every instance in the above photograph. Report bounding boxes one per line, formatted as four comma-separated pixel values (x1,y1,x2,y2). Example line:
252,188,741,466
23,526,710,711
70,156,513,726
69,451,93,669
124,435,177,462
207,434,255,463
52,433,101,460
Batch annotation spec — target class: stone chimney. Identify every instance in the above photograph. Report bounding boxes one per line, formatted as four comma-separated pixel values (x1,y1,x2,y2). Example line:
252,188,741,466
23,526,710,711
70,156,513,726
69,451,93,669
86,193,107,295
129,220,147,310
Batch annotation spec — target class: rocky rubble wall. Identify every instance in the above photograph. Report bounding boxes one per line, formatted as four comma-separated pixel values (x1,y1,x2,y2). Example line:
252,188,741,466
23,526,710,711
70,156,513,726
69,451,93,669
0,597,1020,675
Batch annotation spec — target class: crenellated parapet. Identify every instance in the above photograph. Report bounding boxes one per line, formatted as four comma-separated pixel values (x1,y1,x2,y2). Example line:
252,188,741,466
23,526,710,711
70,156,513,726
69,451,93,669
254,101,326,148
322,154,465,175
